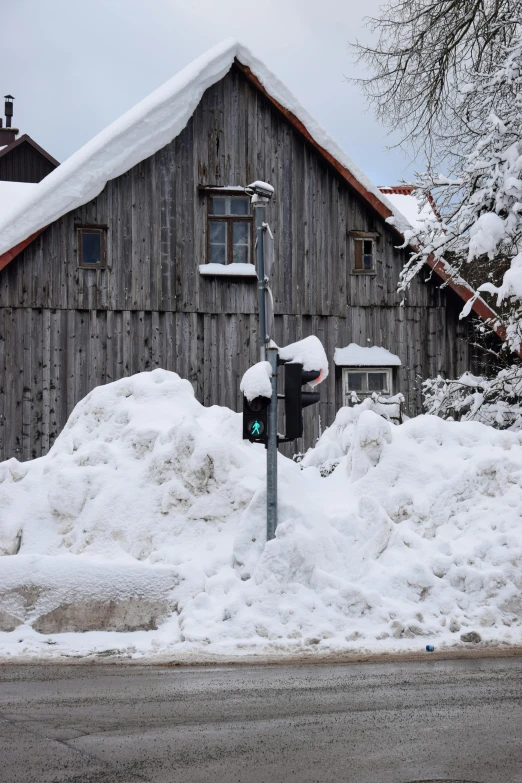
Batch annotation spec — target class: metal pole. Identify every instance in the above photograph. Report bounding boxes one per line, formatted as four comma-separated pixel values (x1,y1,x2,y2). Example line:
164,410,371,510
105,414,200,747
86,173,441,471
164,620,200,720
255,204,267,362
267,346,278,541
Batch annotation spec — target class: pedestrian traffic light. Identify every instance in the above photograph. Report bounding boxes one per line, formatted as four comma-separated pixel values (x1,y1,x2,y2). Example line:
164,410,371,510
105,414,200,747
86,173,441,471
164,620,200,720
243,395,271,443
284,363,320,440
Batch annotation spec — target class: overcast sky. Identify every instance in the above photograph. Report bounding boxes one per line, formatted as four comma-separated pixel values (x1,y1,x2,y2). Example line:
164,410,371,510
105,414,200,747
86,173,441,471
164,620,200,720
2,0,417,186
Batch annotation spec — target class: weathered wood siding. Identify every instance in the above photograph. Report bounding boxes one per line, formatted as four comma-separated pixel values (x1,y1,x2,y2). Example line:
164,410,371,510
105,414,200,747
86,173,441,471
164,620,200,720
0,65,475,461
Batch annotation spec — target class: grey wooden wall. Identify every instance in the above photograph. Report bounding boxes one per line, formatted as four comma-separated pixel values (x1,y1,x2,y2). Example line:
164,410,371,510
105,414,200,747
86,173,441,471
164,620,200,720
0,65,475,462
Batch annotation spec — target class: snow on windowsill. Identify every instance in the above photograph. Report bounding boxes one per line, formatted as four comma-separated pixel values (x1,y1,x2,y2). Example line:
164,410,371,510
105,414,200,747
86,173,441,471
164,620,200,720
199,263,257,277
334,343,401,367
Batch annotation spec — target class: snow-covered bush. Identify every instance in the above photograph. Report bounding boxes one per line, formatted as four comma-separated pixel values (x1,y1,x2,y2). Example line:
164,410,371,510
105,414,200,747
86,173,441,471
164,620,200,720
299,394,404,476
423,368,522,429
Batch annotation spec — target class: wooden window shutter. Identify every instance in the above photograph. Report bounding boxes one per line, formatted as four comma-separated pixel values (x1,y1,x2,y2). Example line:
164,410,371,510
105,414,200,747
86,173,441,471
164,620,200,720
354,239,363,270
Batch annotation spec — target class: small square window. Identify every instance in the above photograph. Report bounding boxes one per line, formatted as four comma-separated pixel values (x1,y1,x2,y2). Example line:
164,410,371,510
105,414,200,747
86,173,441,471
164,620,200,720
77,227,107,268
354,238,375,272
343,367,392,404
207,192,253,266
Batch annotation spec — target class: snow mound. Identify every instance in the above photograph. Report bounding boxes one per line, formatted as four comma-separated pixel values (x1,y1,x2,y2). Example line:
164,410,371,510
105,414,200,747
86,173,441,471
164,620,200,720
0,369,266,564
1,371,522,659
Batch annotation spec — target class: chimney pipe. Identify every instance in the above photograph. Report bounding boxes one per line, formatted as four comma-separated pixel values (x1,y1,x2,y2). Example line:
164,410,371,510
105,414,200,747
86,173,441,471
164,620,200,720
4,95,14,129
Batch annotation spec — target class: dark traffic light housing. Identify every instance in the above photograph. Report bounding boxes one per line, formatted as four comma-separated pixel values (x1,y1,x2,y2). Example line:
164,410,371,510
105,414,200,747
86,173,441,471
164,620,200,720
284,363,320,440
243,395,271,443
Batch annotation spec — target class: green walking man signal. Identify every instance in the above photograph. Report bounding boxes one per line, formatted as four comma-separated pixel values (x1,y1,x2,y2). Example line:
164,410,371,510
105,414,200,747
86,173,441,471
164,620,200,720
250,419,264,437
243,394,270,443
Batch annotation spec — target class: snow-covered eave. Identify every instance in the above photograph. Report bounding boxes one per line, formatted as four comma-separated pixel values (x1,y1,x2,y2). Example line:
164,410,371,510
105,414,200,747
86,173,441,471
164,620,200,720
0,39,409,264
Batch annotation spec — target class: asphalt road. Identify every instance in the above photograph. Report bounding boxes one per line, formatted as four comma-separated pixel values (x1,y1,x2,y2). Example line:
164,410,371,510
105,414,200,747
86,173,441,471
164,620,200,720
0,657,521,783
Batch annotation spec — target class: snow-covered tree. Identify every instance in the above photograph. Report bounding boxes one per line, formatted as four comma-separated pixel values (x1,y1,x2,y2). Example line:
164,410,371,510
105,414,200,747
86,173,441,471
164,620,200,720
353,1,522,425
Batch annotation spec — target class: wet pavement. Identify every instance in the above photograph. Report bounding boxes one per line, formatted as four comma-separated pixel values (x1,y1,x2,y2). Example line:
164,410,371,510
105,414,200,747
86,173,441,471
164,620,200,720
0,656,521,782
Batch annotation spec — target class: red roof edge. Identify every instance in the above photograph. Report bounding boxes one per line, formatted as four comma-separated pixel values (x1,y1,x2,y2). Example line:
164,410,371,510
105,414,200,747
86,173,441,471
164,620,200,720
0,228,45,273
425,254,517,354
234,59,397,226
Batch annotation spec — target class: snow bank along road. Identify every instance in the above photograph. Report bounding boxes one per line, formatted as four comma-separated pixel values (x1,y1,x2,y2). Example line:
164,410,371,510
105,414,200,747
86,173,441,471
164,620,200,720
2,369,522,659
1,658,521,783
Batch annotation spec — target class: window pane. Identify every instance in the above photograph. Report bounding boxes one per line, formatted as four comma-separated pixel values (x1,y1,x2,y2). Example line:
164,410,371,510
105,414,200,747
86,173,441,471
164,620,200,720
210,244,226,264
233,222,249,243
209,220,226,264
368,372,387,392
363,240,374,269
229,197,250,215
81,231,101,265
210,221,226,243
210,197,226,215
233,244,249,263
232,221,250,263
210,195,250,215
348,372,364,391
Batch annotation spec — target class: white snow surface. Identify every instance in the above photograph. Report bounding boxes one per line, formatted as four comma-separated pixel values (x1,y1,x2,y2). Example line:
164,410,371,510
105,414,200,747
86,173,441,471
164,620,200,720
278,336,329,386
468,212,506,260
379,190,435,230
240,362,272,401
1,370,522,661
0,181,38,221
334,344,402,367
0,40,409,257
199,263,257,277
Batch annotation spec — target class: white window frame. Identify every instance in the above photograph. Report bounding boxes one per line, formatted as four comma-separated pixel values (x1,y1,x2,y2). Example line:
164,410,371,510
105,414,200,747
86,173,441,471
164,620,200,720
342,367,393,405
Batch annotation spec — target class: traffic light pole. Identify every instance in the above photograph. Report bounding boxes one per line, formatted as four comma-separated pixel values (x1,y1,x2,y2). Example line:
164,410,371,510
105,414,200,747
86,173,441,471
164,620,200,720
248,182,277,541
267,345,278,541
255,203,267,362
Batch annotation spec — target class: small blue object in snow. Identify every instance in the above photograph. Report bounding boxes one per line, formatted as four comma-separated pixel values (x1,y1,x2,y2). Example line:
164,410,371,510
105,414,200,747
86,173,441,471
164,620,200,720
426,645,435,652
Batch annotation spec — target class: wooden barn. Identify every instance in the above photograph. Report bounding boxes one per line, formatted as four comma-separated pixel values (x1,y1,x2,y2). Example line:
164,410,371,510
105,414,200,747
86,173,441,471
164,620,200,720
0,42,497,462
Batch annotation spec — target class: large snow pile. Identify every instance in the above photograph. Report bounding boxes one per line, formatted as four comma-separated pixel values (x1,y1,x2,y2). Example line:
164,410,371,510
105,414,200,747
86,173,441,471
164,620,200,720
1,370,521,660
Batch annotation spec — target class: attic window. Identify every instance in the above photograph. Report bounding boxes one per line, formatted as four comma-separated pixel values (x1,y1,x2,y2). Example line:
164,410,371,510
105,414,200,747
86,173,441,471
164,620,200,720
77,226,107,268
207,193,253,265
354,238,375,272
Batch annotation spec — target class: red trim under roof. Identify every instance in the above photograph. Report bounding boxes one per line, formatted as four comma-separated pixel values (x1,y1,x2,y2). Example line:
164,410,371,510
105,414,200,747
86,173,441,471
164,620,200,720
0,60,509,350
0,228,45,273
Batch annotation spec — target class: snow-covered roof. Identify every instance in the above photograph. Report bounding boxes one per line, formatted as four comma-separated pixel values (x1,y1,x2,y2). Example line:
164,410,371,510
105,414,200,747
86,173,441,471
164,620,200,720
0,181,38,221
0,39,410,257
334,344,402,367
378,186,436,230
